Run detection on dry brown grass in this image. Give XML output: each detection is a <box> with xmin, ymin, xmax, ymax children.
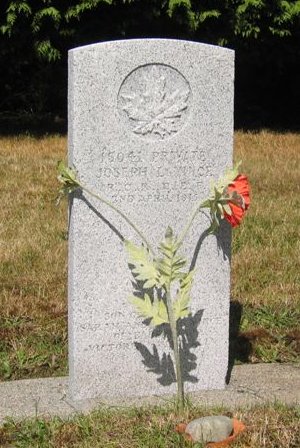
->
<box><xmin>232</xmin><ymin>131</ymin><xmax>300</xmax><ymax>362</ymax></box>
<box><xmin>0</xmin><ymin>136</ymin><xmax>68</xmax><ymax>379</ymax></box>
<box><xmin>0</xmin><ymin>403</ymin><xmax>299</xmax><ymax>447</ymax></box>
<box><xmin>1</xmin><ymin>135</ymin><xmax>67</xmax><ymax>315</ymax></box>
<box><xmin>0</xmin><ymin>131</ymin><xmax>299</xmax><ymax>380</ymax></box>
<box><xmin>234</xmin><ymin>404</ymin><xmax>300</xmax><ymax>448</ymax></box>
<box><xmin>232</xmin><ymin>131</ymin><xmax>300</xmax><ymax>308</ymax></box>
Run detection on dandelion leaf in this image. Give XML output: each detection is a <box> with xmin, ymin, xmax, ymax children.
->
<box><xmin>173</xmin><ymin>270</ymin><xmax>194</xmax><ymax>320</ymax></box>
<box><xmin>129</xmin><ymin>294</ymin><xmax>169</xmax><ymax>326</ymax></box>
<box><xmin>157</xmin><ymin>227</ymin><xmax>187</xmax><ymax>284</ymax></box>
<box><xmin>125</xmin><ymin>240</ymin><xmax>159</xmax><ymax>288</ymax></box>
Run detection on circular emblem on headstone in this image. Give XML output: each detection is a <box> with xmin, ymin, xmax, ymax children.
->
<box><xmin>118</xmin><ymin>64</ymin><xmax>191</xmax><ymax>140</ymax></box>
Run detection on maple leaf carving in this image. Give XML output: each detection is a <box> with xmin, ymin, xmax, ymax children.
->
<box><xmin>121</xmin><ymin>66</ymin><xmax>190</xmax><ymax>139</ymax></box>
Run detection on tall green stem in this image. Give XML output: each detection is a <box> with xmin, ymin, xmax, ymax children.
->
<box><xmin>78</xmin><ymin>183</ymin><xmax>154</xmax><ymax>255</ymax></box>
<box><xmin>178</xmin><ymin>199</ymin><xmax>208</xmax><ymax>246</ymax></box>
<box><xmin>165</xmin><ymin>281</ymin><xmax>184</xmax><ymax>412</ymax></box>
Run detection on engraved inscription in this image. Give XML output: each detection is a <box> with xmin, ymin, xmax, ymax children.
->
<box><xmin>96</xmin><ymin>147</ymin><xmax>214</xmax><ymax>205</ymax></box>
<box><xmin>83</xmin><ymin>342</ymin><xmax>132</xmax><ymax>353</ymax></box>
<box><xmin>79</xmin><ymin>315</ymin><xmax>150</xmax><ymax>354</ymax></box>
<box><xmin>118</xmin><ymin>64</ymin><xmax>191</xmax><ymax>140</ymax></box>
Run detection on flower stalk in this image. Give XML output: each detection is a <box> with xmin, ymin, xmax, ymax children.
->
<box><xmin>165</xmin><ymin>270</ymin><xmax>184</xmax><ymax>412</ymax></box>
<box><xmin>79</xmin><ymin>183</ymin><xmax>154</xmax><ymax>254</ymax></box>
<box><xmin>57</xmin><ymin>161</ymin><xmax>154</xmax><ymax>254</ymax></box>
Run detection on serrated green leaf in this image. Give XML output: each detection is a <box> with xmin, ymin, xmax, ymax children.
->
<box><xmin>129</xmin><ymin>293</ymin><xmax>152</xmax><ymax>316</ymax></box>
<box><xmin>152</xmin><ymin>299</ymin><xmax>169</xmax><ymax>326</ymax></box>
<box><xmin>128</xmin><ymin>294</ymin><xmax>169</xmax><ymax>326</ymax></box>
<box><xmin>173</xmin><ymin>270</ymin><xmax>194</xmax><ymax>320</ymax></box>
<box><xmin>180</xmin><ymin>270</ymin><xmax>194</xmax><ymax>291</ymax></box>
<box><xmin>173</xmin><ymin>256</ymin><xmax>186</xmax><ymax>268</ymax></box>
<box><xmin>125</xmin><ymin>240</ymin><xmax>160</xmax><ymax>288</ymax></box>
<box><xmin>57</xmin><ymin>161</ymin><xmax>80</xmax><ymax>188</ymax></box>
<box><xmin>173</xmin><ymin>290</ymin><xmax>190</xmax><ymax>320</ymax></box>
<box><xmin>157</xmin><ymin>228</ymin><xmax>187</xmax><ymax>283</ymax></box>
<box><xmin>56</xmin><ymin>161</ymin><xmax>81</xmax><ymax>205</ymax></box>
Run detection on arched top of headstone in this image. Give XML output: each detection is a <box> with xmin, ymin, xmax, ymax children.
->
<box><xmin>69</xmin><ymin>38</ymin><xmax>234</xmax><ymax>57</ymax></box>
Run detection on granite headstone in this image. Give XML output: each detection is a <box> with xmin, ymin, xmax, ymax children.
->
<box><xmin>68</xmin><ymin>39</ymin><xmax>234</xmax><ymax>400</ymax></box>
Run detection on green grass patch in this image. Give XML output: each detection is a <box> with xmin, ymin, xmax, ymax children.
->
<box><xmin>0</xmin><ymin>403</ymin><xmax>299</xmax><ymax>448</ymax></box>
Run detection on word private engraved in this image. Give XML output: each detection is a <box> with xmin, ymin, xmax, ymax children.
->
<box><xmin>118</xmin><ymin>64</ymin><xmax>191</xmax><ymax>140</ymax></box>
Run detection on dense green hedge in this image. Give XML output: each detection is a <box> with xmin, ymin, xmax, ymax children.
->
<box><xmin>1</xmin><ymin>0</ymin><xmax>300</xmax><ymax>132</ymax></box>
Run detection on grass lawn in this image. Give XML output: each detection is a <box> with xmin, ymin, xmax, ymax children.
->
<box><xmin>0</xmin><ymin>403</ymin><xmax>299</xmax><ymax>447</ymax></box>
<box><xmin>0</xmin><ymin>131</ymin><xmax>299</xmax><ymax>381</ymax></box>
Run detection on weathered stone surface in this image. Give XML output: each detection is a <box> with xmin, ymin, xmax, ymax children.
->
<box><xmin>68</xmin><ymin>39</ymin><xmax>234</xmax><ymax>400</ymax></box>
<box><xmin>186</xmin><ymin>416</ymin><xmax>233</xmax><ymax>443</ymax></box>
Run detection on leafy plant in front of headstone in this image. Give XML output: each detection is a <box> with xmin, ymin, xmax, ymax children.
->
<box><xmin>125</xmin><ymin>227</ymin><xmax>194</xmax><ymax>409</ymax></box>
<box><xmin>57</xmin><ymin>161</ymin><xmax>250</xmax><ymax>412</ymax></box>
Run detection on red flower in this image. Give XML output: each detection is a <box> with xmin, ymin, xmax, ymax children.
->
<box><xmin>224</xmin><ymin>175</ymin><xmax>250</xmax><ymax>227</ymax></box>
